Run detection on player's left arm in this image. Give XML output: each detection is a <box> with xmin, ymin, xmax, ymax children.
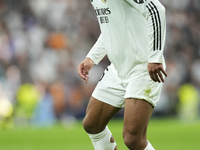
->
<box><xmin>145</xmin><ymin>0</ymin><xmax>167</xmax><ymax>83</ymax></box>
<box><xmin>123</xmin><ymin>0</ymin><xmax>167</xmax><ymax>82</ymax></box>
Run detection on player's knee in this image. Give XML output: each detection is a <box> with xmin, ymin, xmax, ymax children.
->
<box><xmin>123</xmin><ymin>133</ymin><xmax>138</xmax><ymax>150</ymax></box>
<box><xmin>82</xmin><ymin>117</ymin><xmax>92</xmax><ymax>133</ymax></box>
<box><xmin>123</xmin><ymin>130</ymin><xmax>145</xmax><ymax>150</ymax></box>
<box><xmin>82</xmin><ymin>117</ymin><xmax>104</xmax><ymax>134</ymax></box>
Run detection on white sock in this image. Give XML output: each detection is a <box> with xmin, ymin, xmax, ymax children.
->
<box><xmin>88</xmin><ymin>126</ymin><xmax>117</xmax><ymax>150</ymax></box>
<box><xmin>144</xmin><ymin>141</ymin><xmax>155</xmax><ymax>150</ymax></box>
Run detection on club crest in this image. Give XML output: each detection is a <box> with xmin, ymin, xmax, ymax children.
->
<box><xmin>102</xmin><ymin>0</ymin><xmax>107</xmax><ymax>3</ymax></box>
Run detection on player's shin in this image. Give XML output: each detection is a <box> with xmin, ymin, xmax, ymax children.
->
<box><xmin>88</xmin><ymin>126</ymin><xmax>117</xmax><ymax>150</ymax></box>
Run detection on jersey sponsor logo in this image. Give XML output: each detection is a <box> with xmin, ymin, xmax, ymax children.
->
<box><xmin>146</xmin><ymin>1</ymin><xmax>162</xmax><ymax>50</ymax></box>
<box><xmin>100</xmin><ymin>16</ymin><xmax>109</xmax><ymax>23</ymax></box>
<box><xmin>94</xmin><ymin>7</ymin><xmax>111</xmax><ymax>16</ymax></box>
<box><xmin>94</xmin><ymin>7</ymin><xmax>111</xmax><ymax>24</ymax></box>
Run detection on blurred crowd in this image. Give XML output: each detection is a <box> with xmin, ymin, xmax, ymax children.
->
<box><xmin>0</xmin><ymin>0</ymin><xmax>199</xmax><ymax>128</ymax></box>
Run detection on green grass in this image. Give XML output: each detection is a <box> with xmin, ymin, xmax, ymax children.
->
<box><xmin>147</xmin><ymin>119</ymin><xmax>200</xmax><ymax>150</ymax></box>
<box><xmin>0</xmin><ymin>118</ymin><xmax>200</xmax><ymax>150</ymax></box>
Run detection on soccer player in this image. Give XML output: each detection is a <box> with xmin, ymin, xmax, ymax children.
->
<box><xmin>78</xmin><ymin>0</ymin><xmax>167</xmax><ymax>149</ymax></box>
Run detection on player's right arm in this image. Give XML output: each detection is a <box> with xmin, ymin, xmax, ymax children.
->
<box><xmin>78</xmin><ymin>33</ymin><xmax>107</xmax><ymax>83</ymax></box>
<box><xmin>78</xmin><ymin>57</ymin><xmax>94</xmax><ymax>83</ymax></box>
<box><xmin>86</xmin><ymin>33</ymin><xmax>107</xmax><ymax>65</ymax></box>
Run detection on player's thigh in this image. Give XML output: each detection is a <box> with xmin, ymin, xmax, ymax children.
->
<box><xmin>83</xmin><ymin>96</ymin><xmax>121</xmax><ymax>134</ymax></box>
<box><xmin>92</xmin><ymin>68</ymin><xmax>126</xmax><ymax>108</ymax></box>
<box><xmin>123</xmin><ymin>99</ymin><xmax>154</xmax><ymax>136</ymax></box>
<box><xmin>83</xmin><ymin>68</ymin><xmax>125</xmax><ymax>133</ymax></box>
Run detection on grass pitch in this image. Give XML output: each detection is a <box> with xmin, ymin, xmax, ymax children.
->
<box><xmin>0</xmin><ymin>118</ymin><xmax>200</xmax><ymax>150</ymax></box>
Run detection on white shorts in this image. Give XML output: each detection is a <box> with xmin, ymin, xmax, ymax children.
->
<box><xmin>92</xmin><ymin>68</ymin><xmax>164</xmax><ymax>108</ymax></box>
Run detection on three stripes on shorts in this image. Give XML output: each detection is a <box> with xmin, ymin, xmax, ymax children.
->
<box><xmin>146</xmin><ymin>1</ymin><xmax>162</xmax><ymax>51</ymax></box>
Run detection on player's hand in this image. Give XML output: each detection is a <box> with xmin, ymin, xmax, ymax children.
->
<box><xmin>148</xmin><ymin>63</ymin><xmax>167</xmax><ymax>83</ymax></box>
<box><xmin>77</xmin><ymin>57</ymin><xmax>94</xmax><ymax>83</ymax></box>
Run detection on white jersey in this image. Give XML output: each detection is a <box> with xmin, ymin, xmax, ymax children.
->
<box><xmin>86</xmin><ymin>0</ymin><xmax>166</xmax><ymax>83</ymax></box>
